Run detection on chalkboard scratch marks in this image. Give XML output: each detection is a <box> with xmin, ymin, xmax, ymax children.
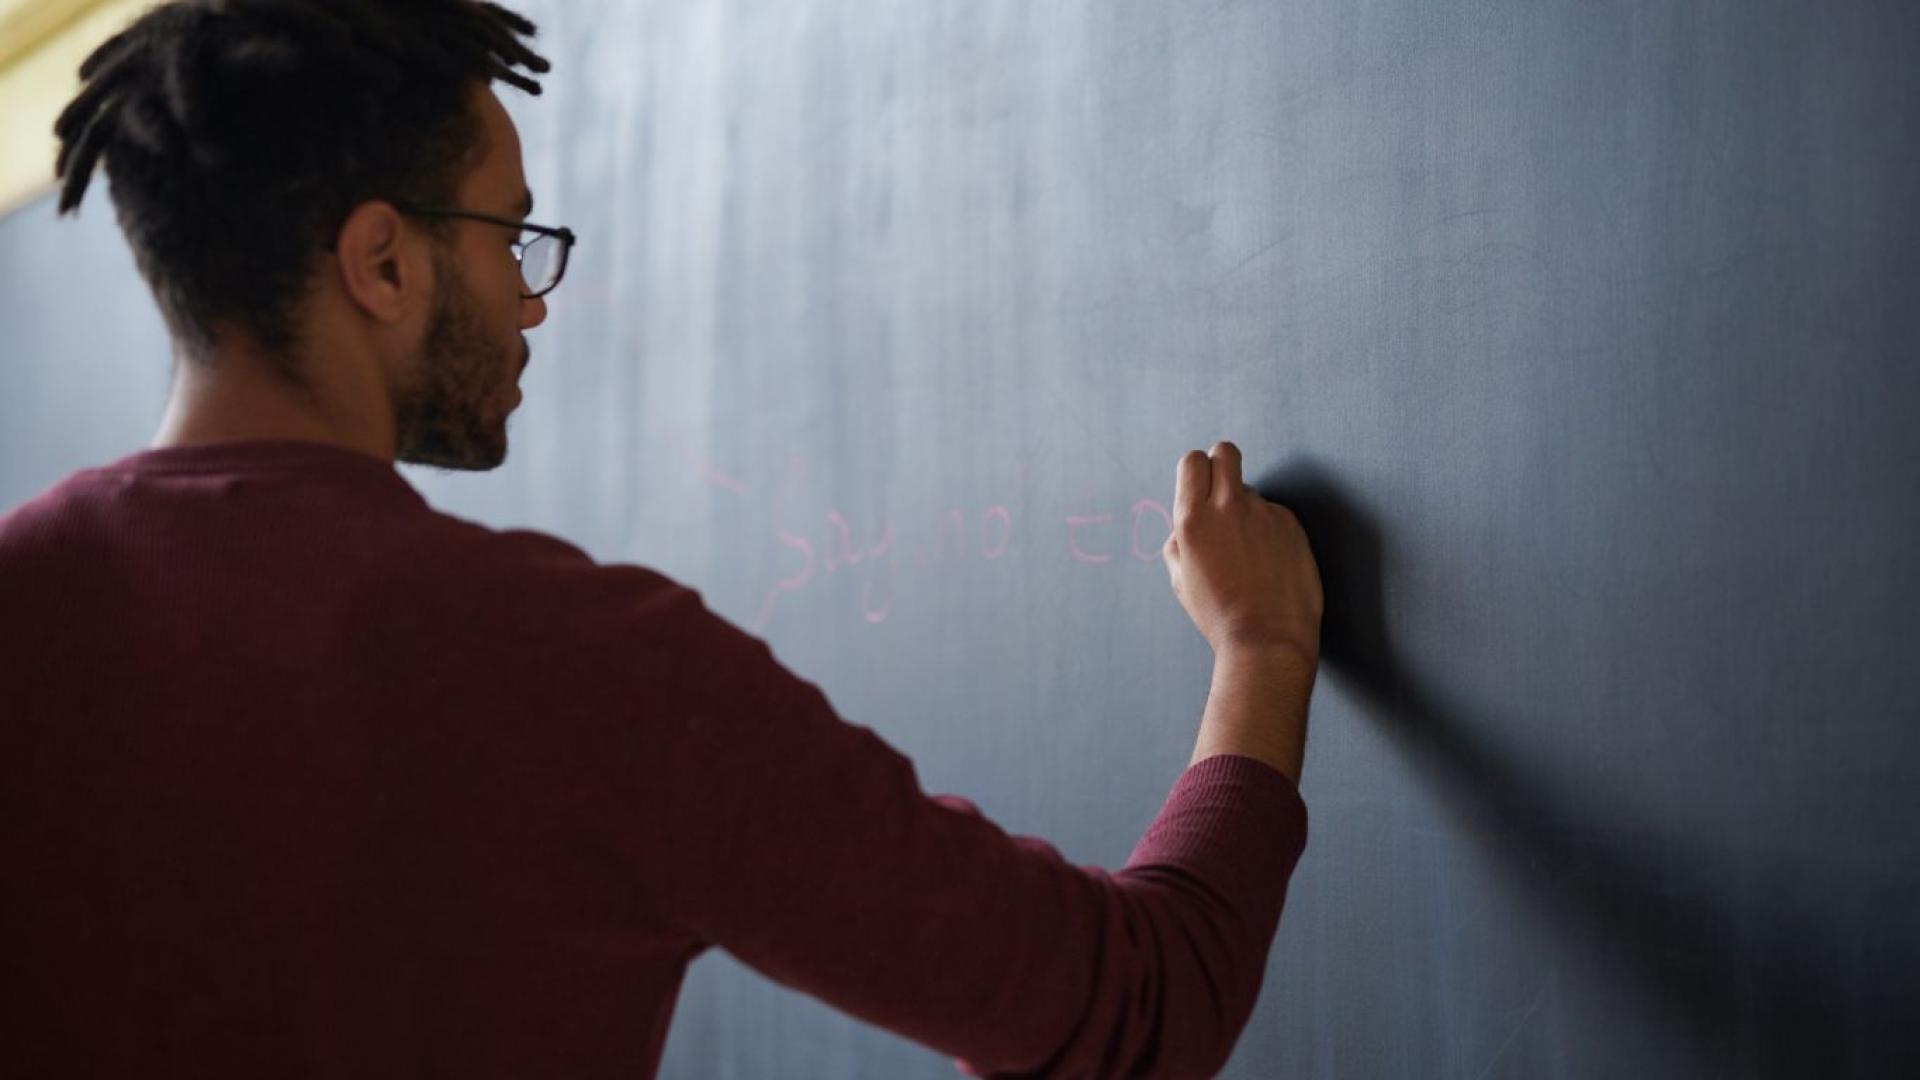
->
<box><xmin>1688</xmin><ymin>246</ymin><xmax>1775</xmax><ymax>282</ymax></box>
<box><xmin>1213</xmin><ymin>231</ymin><xmax>1294</xmax><ymax>287</ymax></box>
<box><xmin>1471</xmin><ymin>981</ymin><xmax>1549</xmax><ymax>1080</ymax></box>
<box><xmin>1444</xmin><ymin>883</ymin><xmax>1490</xmax><ymax>937</ymax></box>
<box><xmin>1037</xmin><ymin>382</ymin><xmax>1153</xmax><ymax>495</ymax></box>
<box><xmin>1435</xmin><ymin>207</ymin><xmax>1502</xmax><ymax>227</ymax></box>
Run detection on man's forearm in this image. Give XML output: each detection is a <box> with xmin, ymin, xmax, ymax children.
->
<box><xmin>1188</xmin><ymin>644</ymin><xmax>1316</xmax><ymax>785</ymax></box>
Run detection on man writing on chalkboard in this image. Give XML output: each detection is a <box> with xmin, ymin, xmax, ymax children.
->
<box><xmin>0</xmin><ymin>2</ymin><xmax>1325</xmax><ymax>1077</ymax></box>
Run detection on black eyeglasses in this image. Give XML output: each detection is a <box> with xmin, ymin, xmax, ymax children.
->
<box><xmin>392</xmin><ymin>202</ymin><xmax>577</xmax><ymax>299</ymax></box>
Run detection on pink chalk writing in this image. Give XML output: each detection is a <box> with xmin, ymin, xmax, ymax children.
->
<box><xmin>858</xmin><ymin>531</ymin><xmax>896</xmax><ymax>624</ymax></box>
<box><xmin>682</xmin><ymin>448</ymin><xmax>1175</xmax><ymax>631</ymax></box>
<box><xmin>665</xmin><ymin>424</ymin><xmax>750</xmax><ymax>495</ymax></box>
<box><xmin>1065</xmin><ymin>511</ymin><xmax>1116</xmax><ymax>563</ymax></box>
<box><xmin>981</xmin><ymin>507</ymin><xmax>1013</xmax><ymax>560</ymax></box>
<box><xmin>1130</xmin><ymin>499</ymin><xmax>1173</xmax><ymax>562</ymax></box>
<box><xmin>823</xmin><ymin>511</ymin><xmax>894</xmax><ymax>572</ymax></box>
<box><xmin>750</xmin><ymin>455</ymin><xmax>815</xmax><ymax>631</ymax></box>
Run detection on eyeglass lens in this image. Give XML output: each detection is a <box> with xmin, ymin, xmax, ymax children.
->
<box><xmin>519</xmin><ymin>233</ymin><xmax>563</xmax><ymax>296</ymax></box>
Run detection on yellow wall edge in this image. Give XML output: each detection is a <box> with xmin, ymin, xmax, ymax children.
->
<box><xmin>0</xmin><ymin>0</ymin><xmax>107</xmax><ymax>69</ymax></box>
<box><xmin>0</xmin><ymin>0</ymin><xmax>161</xmax><ymax>220</ymax></box>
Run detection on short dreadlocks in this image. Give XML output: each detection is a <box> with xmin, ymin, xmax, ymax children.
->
<box><xmin>52</xmin><ymin>0</ymin><xmax>550</xmax><ymax>380</ymax></box>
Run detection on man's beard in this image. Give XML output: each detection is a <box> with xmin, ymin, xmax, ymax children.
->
<box><xmin>392</xmin><ymin>251</ymin><xmax>521</xmax><ymax>471</ymax></box>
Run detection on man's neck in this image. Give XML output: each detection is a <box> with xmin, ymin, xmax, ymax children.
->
<box><xmin>151</xmin><ymin>350</ymin><xmax>396</xmax><ymax>463</ymax></box>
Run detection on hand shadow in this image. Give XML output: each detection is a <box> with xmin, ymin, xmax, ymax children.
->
<box><xmin>1252</xmin><ymin>457</ymin><xmax>1917</xmax><ymax>1078</ymax></box>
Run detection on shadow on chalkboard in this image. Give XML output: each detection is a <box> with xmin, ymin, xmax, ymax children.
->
<box><xmin>1255</xmin><ymin>460</ymin><xmax>1917</xmax><ymax>1078</ymax></box>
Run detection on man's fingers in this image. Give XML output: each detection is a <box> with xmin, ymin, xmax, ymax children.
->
<box><xmin>1175</xmin><ymin>449</ymin><xmax>1211</xmax><ymax>520</ymax></box>
<box><xmin>1210</xmin><ymin>441</ymin><xmax>1243</xmax><ymax>504</ymax></box>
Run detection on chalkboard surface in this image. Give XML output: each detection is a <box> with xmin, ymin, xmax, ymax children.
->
<box><xmin>4</xmin><ymin>2</ymin><xmax>1917</xmax><ymax>1076</ymax></box>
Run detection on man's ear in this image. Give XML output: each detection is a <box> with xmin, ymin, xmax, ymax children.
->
<box><xmin>332</xmin><ymin>201</ymin><xmax>429</xmax><ymax>325</ymax></box>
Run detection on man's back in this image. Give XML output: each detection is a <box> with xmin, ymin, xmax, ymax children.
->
<box><xmin>1</xmin><ymin>440</ymin><xmax>714</xmax><ymax>1075</ymax></box>
<box><xmin>1</xmin><ymin>439</ymin><xmax>1310</xmax><ymax>1078</ymax></box>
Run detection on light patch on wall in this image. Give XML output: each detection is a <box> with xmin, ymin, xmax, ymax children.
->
<box><xmin>0</xmin><ymin>0</ymin><xmax>160</xmax><ymax>218</ymax></box>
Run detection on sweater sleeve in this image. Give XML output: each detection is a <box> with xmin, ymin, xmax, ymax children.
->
<box><xmin>633</xmin><ymin>588</ymin><xmax>1309</xmax><ymax>1079</ymax></box>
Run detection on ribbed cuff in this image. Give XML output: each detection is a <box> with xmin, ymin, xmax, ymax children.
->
<box><xmin>1122</xmin><ymin>754</ymin><xmax>1309</xmax><ymax>907</ymax></box>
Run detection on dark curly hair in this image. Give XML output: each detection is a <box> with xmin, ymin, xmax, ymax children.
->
<box><xmin>52</xmin><ymin>0</ymin><xmax>550</xmax><ymax>382</ymax></box>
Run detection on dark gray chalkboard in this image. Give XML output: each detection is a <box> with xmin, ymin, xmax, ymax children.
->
<box><xmin>4</xmin><ymin>2</ymin><xmax>1917</xmax><ymax>1076</ymax></box>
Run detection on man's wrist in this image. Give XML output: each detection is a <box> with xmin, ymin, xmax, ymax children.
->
<box><xmin>1189</xmin><ymin>645</ymin><xmax>1315</xmax><ymax>784</ymax></box>
<box><xmin>1214</xmin><ymin>636</ymin><xmax>1318</xmax><ymax>675</ymax></box>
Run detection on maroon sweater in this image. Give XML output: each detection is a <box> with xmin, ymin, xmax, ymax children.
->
<box><xmin>0</xmin><ymin>440</ymin><xmax>1307</xmax><ymax>1079</ymax></box>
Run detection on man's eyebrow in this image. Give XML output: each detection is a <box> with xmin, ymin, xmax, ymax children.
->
<box><xmin>515</xmin><ymin>189</ymin><xmax>534</xmax><ymax>218</ymax></box>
